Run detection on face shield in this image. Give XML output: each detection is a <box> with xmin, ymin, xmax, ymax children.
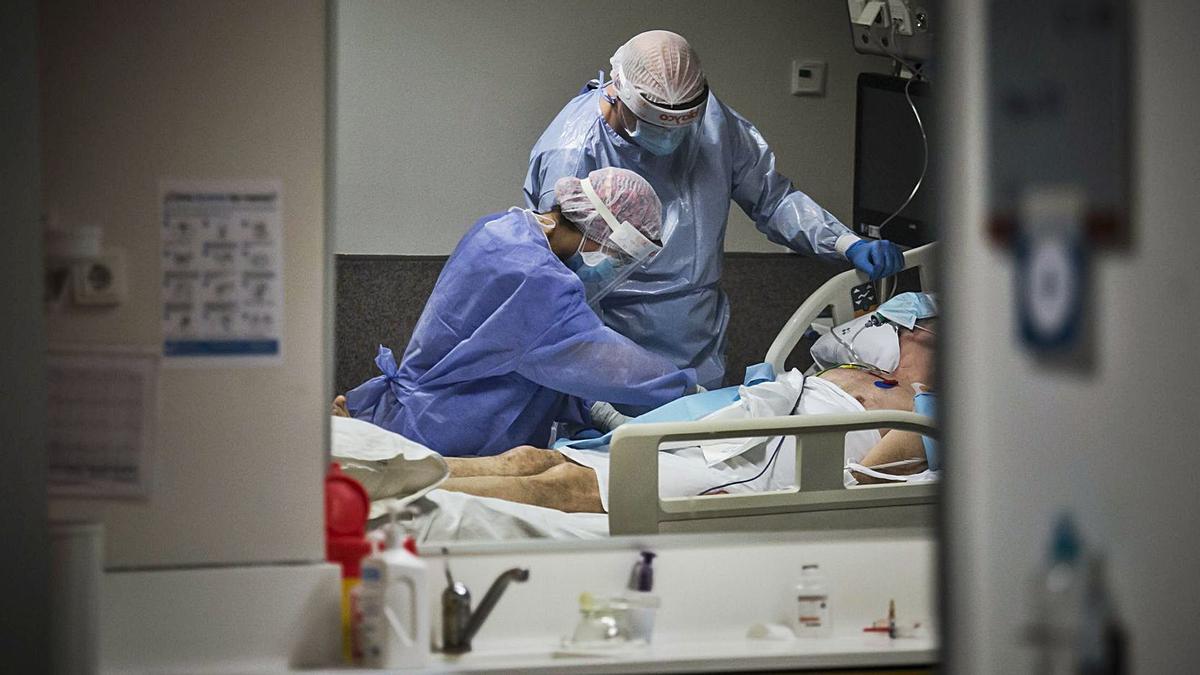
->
<box><xmin>570</xmin><ymin>176</ymin><xmax>662</xmax><ymax>309</ymax></box>
<box><xmin>610</xmin><ymin>64</ymin><xmax>707</xmax><ymax>156</ymax></box>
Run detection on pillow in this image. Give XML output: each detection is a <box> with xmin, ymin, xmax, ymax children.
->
<box><xmin>809</xmin><ymin>313</ymin><xmax>900</xmax><ymax>372</ymax></box>
<box><xmin>331</xmin><ymin>416</ymin><xmax>449</xmax><ymax>517</ymax></box>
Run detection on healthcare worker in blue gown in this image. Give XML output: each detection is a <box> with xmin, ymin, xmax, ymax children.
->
<box><xmin>525</xmin><ymin>30</ymin><xmax>906</xmax><ymax>388</ymax></box>
<box><xmin>344</xmin><ymin>167</ymin><xmax>699</xmax><ymax>457</ymax></box>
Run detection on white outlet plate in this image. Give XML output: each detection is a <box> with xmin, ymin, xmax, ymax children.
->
<box><xmin>71</xmin><ymin>249</ymin><xmax>126</xmax><ymax>306</ymax></box>
<box><xmin>791</xmin><ymin>59</ymin><xmax>826</xmax><ymax>96</ymax></box>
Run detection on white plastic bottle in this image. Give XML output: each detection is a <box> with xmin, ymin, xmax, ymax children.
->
<box><xmin>1032</xmin><ymin>517</ymin><xmax>1086</xmax><ymax>675</ymax></box>
<box><xmin>622</xmin><ymin>551</ymin><xmax>661</xmax><ymax>643</ymax></box>
<box><xmin>793</xmin><ymin>564</ymin><xmax>831</xmax><ymax>637</ymax></box>
<box><xmin>354</xmin><ymin>508</ymin><xmax>430</xmax><ymax>668</ymax></box>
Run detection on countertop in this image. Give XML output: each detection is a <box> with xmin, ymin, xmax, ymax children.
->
<box><xmin>311</xmin><ymin>634</ymin><xmax>936</xmax><ymax>674</ymax></box>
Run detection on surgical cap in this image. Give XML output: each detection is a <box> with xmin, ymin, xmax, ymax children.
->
<box><xmin>555</xmin><ymin>167</ymin><xmax>663</xmax><ymax>243</ymax></box>
<box><xmin>610</xmin><ymin>30</ymin><xmax>707</xmax><ymax>118</ymax></box>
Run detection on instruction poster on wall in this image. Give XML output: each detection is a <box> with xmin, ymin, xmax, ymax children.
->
<box><xmin>160</xmin><ymin>179</ymin><xmax>284</xmax><ymax>366</ymax></box>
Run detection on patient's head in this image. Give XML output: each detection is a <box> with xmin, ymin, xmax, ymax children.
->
<box><xmin>908</xmin><ymin>317</ymin><xmax>937</xmax><ymax>347</ymax></box>
<box><xmin>896</xmin><ymin>318</ymin><xmax>937</xmax><ymax>383</ymax></box>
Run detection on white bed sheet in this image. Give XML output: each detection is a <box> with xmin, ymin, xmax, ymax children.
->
<box><xmin>408</xmin><ymin>489</ymin><xmax>609</xmax><ymax>542</ymax></box>
<box><xmin>558</xmin><ymin>370</ymin><xmax>892</xmax><ymax>511</ymax></box>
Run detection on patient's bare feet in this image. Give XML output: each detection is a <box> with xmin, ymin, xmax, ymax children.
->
<box><xmin>332</xmin><ymin>395</ymin><xmax>350</xmax><ymax>417</ymax></box>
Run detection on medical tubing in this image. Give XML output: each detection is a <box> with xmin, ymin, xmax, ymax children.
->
<box><xmin>860</xmin><ymin>457</ymin><xmax>924</xmax><ymax>471</ymax></box>
<box><xmin>696</xmin><ymin>376</ymin><xmax>806</xmax><ymax>496</ymax></box>
<box><xmin>876</xmin><ymin>74</ymin><xmax>927</xmax><ymax>233</ymax></box>
<box><xmin>844</xmin><ymin>320</ymin><xmax>875</xmax><ymax>367</ymax></box>
<box><xmin>881</xmin><ymin>19</ymin><xmax>924</xmax><ymax>79</ymax></box>
<box><xmin>876</xmin><ymin>22</ymin><xmax>928</xmax><ymax>237</ymax></box>
<box><xmin>867</xmin><ymin>23</ymin><xmax>926</xmax><ymax>304</ymax></box>
<box><xmin>829</xmin><ymin>320</ymin><xmax>893</xmax><ymax>373</ymax></box>
<box><xmin>874</xmin><ymin>71</ymin><xmax>924</xmax><ymax>304</ymax></box>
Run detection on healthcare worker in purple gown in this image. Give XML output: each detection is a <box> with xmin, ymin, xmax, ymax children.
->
<box><xmin>344</xmin><ymin>167</ymin><xmax>699</xmax><ymax>457</ymax></box>
<box><xmin>525</xmin><ymin>30</ymin><xmax>906</xmax><ymax>388</ymax></box>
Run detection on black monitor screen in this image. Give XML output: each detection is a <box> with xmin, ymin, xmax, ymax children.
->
<box><xmin>853</xmin><ymin>73</ymin><xmax>933</xmax><ymax>247</ymax></box>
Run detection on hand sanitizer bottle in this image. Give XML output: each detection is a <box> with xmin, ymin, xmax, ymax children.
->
<box><xmin>793</xmin><ymin>564</ymin><xmax>831</xmax><ymax>637</ymax></box>
<box><xmin>623</xmin><ymin>551</ymin><xmax>661</xmax><ymax>643</ymax></box>
<box><xmin>354</xmin><ymin>505</ymin><xmax>430</xmax><ymax>668</ymax></box>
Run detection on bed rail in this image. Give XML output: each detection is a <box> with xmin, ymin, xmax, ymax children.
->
<box><xmin>764</xmin><ymin>242</ymin><xmax>937</xmax><ymax>373</ymax></box>
<box><xmin>607</xmin><ymin>411</ymin><xmax>937</xmax><ymax>535</ymax></box>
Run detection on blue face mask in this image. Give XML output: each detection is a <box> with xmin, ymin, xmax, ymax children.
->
<box><xmin>604</xmin><ymin>85</ymin><xmax>691</xmax><ymax>156</ymax></box>
<box><xmin>875</xmin><ymin>292</ymin><xmax>938</xmax><ymax>329</ymax></box>
<box><xmin>628</xmin><ymin>120</ymin><xmax>689</xmax><ymax>156</ymax></box>
<box><xmin>569</xmin><ymin>254</ymin><xmax>616</xmax><ymax>284</ymax></box>
<box><xmin>566</xmin><ymin>253</ymin><xmax>625</xmax><ymax>308</ymax></box>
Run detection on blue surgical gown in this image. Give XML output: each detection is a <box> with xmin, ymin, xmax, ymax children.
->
<box><xmin>525</xmin><ymin>87</ymin><xmax>856</xmax><ymax>387</ymax></box>
<box><xmin>344</xmin><ymin>208</ymin><xmax>697</xmax><ymax>457</ymax></box>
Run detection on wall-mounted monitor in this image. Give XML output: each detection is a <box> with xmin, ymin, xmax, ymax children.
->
<box><xmin>853</xmin><ymin>72</ymin><xmax>934</xmax><ymax>247</ymax></box>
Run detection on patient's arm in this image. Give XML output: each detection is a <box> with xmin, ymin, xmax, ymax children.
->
<box><xmin>851</xmin><ymin>430</ymin><xmax>927</xmax><ymax>485</ymax></box>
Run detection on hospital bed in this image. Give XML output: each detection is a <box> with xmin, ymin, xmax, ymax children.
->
<box><xmin>606</xmin><ymin>243</ymin><xmax>938</xmax><ymax>535</ymax></box>
<box><xmin>355</xmin><ymin>244</ymin><xmax>938</xmax><ymax>541</ymax></box>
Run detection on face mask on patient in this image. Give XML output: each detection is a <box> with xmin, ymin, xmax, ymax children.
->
<box><xmin>875</xmin><ymin>292</ymin><xmax>938</xmax><ymax>330</ymax></box>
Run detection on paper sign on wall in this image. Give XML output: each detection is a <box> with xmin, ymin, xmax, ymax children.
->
<box><xmin>48</xmin><ymin>345</ymin><xmax>158</xmax><ymax>499</ymax></box>
<box><xmin>160</xmin><ymin>179</ymin><xmax>284</xmax><ymax>366</ymax></box>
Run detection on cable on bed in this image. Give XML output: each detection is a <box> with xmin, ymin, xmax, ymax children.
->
<box><xmin>696</xmin><ymin>374</ymin><xmax>807</xmax><ymax>496</ymax></box>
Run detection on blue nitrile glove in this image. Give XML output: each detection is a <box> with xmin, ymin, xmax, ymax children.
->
<box><xmin>912</xmin><ymin>384</ymin><xmax>938</xmax><ymax>471</ymax></box>
<box><xmin>846</xmin><ymin>239</ymin><xmax>905</xmax><ymax>280</ymax></box>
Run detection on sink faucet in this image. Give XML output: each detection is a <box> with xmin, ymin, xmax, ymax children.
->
<box><xmin>441</xmin><ymin>560</ymin><xmax>530</xmax><ymax>654</ymax></box>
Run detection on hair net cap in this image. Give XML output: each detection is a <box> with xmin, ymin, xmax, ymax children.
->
<box><xmin>555</xmin><ymin>167</ymin><xmax>663</xmax><ymax>243</ymax></box>
<box><xmin>610</xmin><ymin>30</ymin><xmax>708</xmax><ymax>127</ymax></box>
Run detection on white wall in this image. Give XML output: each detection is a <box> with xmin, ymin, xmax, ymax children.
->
<box><xmin>42</xmin><ymin>0</ymin><xmax>328</xmax><ymax>568</ymax></box>
<box><xmin>942</xmin><ymin>1</ymin><xmax>1200</xmax><ymax>672</ymax></box>
<box><xmin>334</xmin><ymin>0</ymin><xmax>890</xmax><ymax>255</ymax></box>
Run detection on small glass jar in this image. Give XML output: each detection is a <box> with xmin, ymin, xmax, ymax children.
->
<box><xmin>569</xmin><ymin>594</ymin><xmax>632</xmax><ymax>644</ymax></box>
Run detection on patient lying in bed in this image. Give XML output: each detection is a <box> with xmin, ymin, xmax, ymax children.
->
<box><xmin>334</xmin><ymin>318</ymin><xmax>936</xmax><ymax>514</ymax></box>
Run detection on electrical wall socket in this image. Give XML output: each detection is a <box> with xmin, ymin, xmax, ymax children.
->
<box><xmin>71</xmin><ymin>249</ymin><xmax>126</xmax><ymax>306</ymax></box>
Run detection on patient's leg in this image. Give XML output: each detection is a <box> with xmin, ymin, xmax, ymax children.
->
<box><xmin>439</xmin><ymin>461</ymin><xmax>603</xmax><ymax>513</ymax></box>
<box><xmin>445</xmin><ymin>445</ymin><xmax>566</xmax><ymax>478</ymax></box>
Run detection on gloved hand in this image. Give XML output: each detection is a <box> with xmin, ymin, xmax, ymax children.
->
<box><xmin>846</xmin><ymin>239</ymin><xmax>905</xmax><ymax>280</ymax></box>
<box><xmin>689</xmin><ymin>383</ymin><xmax>707</xmax><ymax>395</ymax></box>
<box><xmin>910</xmin><ymin>383</ymin><xmax>939</xmax><ymax>471</ymax></box>
<box><xmin>589</xmin><ymin>401</ymin><xmax>631</xmax><ymax>433</ymax></box>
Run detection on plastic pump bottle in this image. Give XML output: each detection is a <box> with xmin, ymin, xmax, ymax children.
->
<box><xmin>1032</xmin><ymin>516</ymin><xmax>1089</xmax><ymax>675</ymax></box>
<box><xmin>353</xmin><ymin>506</ymin><xmax>430</xmax><ymax>668</ymax></box>
<box><xmin>623</xmin><ymin>551</ymin><xmax>661</xmax><ymax>642</ymax></box>
<box><xmin>793</xmin><ymin>564</ymin><xmax>831</xmax><ymax>637</ymax></box>
<box><xmin>1032</xmin><ymin>516</ymin><xmax>1126</xmax><ymax>675</ymax></box>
